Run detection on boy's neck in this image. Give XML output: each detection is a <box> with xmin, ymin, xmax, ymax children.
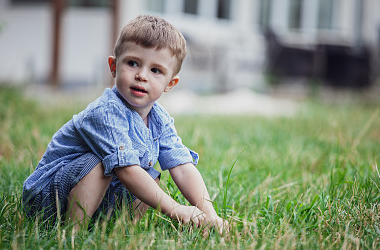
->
<box><xmin>143</xmin><ymin>116</ymin><xmax>148</xmax><ymax>127</ymax></box>
<box><xmin>132</xmin><ymin>105</ymin><xmax>151</xmax><ymax>127</ymax></box>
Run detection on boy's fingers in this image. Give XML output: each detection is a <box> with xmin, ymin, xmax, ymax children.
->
<box><xmin>191</xmin><ymin>208</ymin><xmax>206</xmax><ymax>227</ymax></box>
<box><xmin>219</xmin><ymin>221</ymin><xmax>227</xmax><ymax>235</ymax></box>
<box><xmin>221</xmin><ymin>220</ymin><xmax>230</xmax><ymax>234</ymax></box>
<box><xmin>200</xmin><ymin>217</ymin><xmax>228</xmax><ymax>236</ymax></box>
<box><xmin>203</xmin><ymin>226</ymin><xmax>210</xmax><ymax>238</ymax></box>
<box><xmin>194</xmin><ymin>212</ymin><xmax>206</xmax><ymax>227</ymax></box>
<box><xmin>199</xmin><ymin>212</ymin><xmax>206</xmax><ymax>223</ymax></box>
<box><xmin>213</xmin><ymin>219</ymin><xmax>229</xmax><ymax>235</ymax></box>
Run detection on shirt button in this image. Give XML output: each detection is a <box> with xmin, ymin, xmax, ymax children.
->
<box><xmin>119</xmin><ymin>146</ymin><xmax>124</xmax><ymax>150</ymax></box>
<box><xmin>148</xmin><ymin>161</ymin><xmax>153</xmax><ymax>166</ymax></box>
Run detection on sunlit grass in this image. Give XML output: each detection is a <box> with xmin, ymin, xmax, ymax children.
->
<box><xmin>1</xmin><ymin>85</ymin><xmax>380</xmax><ymax>249</ymax></box>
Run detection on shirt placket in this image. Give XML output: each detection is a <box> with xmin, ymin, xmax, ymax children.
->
<box><xmin>146</xmin><ymin>129</ymin><xmax>154</xmax><ymax>167</ymax></box>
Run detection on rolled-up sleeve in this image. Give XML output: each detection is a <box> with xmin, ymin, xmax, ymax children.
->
<box><xmin>73</xmin><ymin>104</ymin><xmax>140</xmax><ymax>176</ymax></box>
<box><xmin>158</xmin><ymin>118</ymin><xmax>199</xmax><ymax>171</ymax></box>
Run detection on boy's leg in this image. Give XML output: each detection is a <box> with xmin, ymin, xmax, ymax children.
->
<box><xmin>66</xmin><ymin>162</ymin><xmax>112</xmax><ymax>229</ymax></box>
<box><xmin>131</xmin><ymin>177</ymin><xmax>160</xmax><ymax>223</ymax></box>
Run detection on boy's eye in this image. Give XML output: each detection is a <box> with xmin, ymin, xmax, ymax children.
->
<box><xmin>151</xmin><ymin>68</ymin><xmax>162</xmax><ymax>74</ymax></box>
<box><xmin>127</xmin><ymin>60</ymin><xmax>138</xmax><ymax>67</ymax></box>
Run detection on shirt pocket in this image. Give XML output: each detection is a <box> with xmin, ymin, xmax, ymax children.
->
<box><xmin>132</xmin><ymin>142</ymin><xmax>153</xmax><ymax>170</ymax></box>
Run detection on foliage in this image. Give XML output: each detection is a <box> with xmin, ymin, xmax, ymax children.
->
<box><xmin>1</xmin><ymin>86</ymin><xmax>380</xmax><ymax>249</ymax></box>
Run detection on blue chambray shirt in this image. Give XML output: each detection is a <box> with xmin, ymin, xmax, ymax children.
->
<box><xmin>23</xmin><ymin>87</ymin><xmax>199</xmax><ymax>197</ymax></box>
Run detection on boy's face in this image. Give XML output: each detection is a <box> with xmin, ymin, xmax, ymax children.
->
<box><xmin>108</xmin><ymin>42</ymin><xmax>179</xmax><ymax>116</ymax></box>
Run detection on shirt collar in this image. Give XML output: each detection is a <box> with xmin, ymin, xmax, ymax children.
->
<box><xmin>112</xmin><ymin>86</ymin><xmax>166</xmax><ymax>137</ymax></box>
<box><xmin>112</xmin><ymin>86</ymin><xmax>130</xmax><ymax>108</ymax></box>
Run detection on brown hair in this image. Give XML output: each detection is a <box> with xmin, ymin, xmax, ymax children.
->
<box><xmin>114</xmin><ymin>15</ymin><xmax>187</xmax><ymax>75</ymax></box>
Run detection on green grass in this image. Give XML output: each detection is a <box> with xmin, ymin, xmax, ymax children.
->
<box><xmin>1</xmin><ymin>85</ymin><xmax>380</xmax><ymax>249</ymax></box>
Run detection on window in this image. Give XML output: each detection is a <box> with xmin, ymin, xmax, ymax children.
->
<box><xmin>12</xmin><ymin>0</ymin><xmax>50</xmax><ymax>5</ymax></box>
<box><xmin>68</xmin><ymin>0</ymin><xmax>108</xmax><ymax>7</ymax></box>
<box><xmin>146</xmin><ymin>0</ymin><xmax>166</xmax><ymax>13</ymax></box>
<box><xmin>258</xmin><ymin>0</ymin><xmax>272</xmax><ymax>31</ymax></box>
<box><xmin>184</xmin><ymin>0</ymin><xmax>198</xmax><ymax>15</ymax></box>
<box><xmin>12</xmin><ymin>0</ymin><xmax>108</xmax><ymax>7</ymax></box>
<box><xmin>288</xmin><ymin>0</ymin><xmax>303</xmax><ymax>29</ymax></box>
<box><xmin>217</xmin><ymin>0</ymin><xmax>231</xmax><ymax>19</ymax></box>
<box><xmin>318</xmin><ymin>0</ymin><xmax>334</xmax><ymax>29</ymax></box>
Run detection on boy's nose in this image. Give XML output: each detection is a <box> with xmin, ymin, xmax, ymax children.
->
<box><xmin>135</xmin><ymin>69</ymin><xmax>148</xmax><ymax>82</ymax></box>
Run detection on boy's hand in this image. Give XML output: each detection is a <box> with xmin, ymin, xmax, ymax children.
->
<box><xmin>170</xmin><ymin>205</ymin><xmax>206</xmax><ymax>227</ymax></box>
<box><xmin>204</xmin><ymin>214</ymin><xmax>229</xmax><ymax>236</ymax></box>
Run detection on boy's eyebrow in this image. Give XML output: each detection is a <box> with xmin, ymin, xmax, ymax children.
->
<box><xmin>151</xmin><ymin>62</ymin><xmax>168</xmax><ymax>72</ymax></box>
<box><xmin>121</xmin><ymin>55</ymin><xmax>139</xmax><ymax>62</ymax></box>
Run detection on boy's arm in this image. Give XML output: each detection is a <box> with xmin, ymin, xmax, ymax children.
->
<box><xmin>169</xmin><ymin>163</ymin><xmax>228</xmax><ymax>233</ymax></box>
<box><xmin>114</xmin><ymin>165</ymin><xmax>205</xmax><ymax>225</ymax></box>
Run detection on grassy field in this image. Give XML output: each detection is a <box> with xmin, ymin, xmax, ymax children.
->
<box><xmin>1</xmin><ymin>85</ymin><xmax>380</xmax><ymax>249</ymax></box>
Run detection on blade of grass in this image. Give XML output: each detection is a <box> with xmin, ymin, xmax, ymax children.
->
<box><xmin>352</xmin><ymin>108</ymin><xmax>379</xmax><ymax>151</ymax></box>
<box><xmin>223</xmin><ymin>147</ymin><xmax>246</xmax><ymax>216</ymax></box>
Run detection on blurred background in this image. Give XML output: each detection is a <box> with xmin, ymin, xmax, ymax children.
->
<box><xmin>0</xmin><ymin>0</ymin><xmax>379</xmax><ymax>109</ymax></box>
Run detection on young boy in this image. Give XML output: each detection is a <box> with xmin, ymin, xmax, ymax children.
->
<box><xmin>23</xmin><ymin>15</ymin><xmax>227</xmax><ymax>234</ymax></box>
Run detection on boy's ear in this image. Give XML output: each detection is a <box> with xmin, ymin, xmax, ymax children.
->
<box><xmin>165</xmin><ymin>76</ymin><xmax>179</xmax><ymax>92</ymax></box>
<box><xmin>108</xmin><ymin>56</ymin><xmax>116</xmax><ymax>77</ymax></box>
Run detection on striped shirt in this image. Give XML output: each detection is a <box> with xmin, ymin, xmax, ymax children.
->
<box><xmin>23</xmin><ymin>87</ymin><xmax>198</xmax><ymax>197</ymax></box>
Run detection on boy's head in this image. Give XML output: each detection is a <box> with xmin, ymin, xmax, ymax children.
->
<box><xmin>114</xmin><ymin>15</ymin><xmax>187</xmax><ymax>75</ymax></box>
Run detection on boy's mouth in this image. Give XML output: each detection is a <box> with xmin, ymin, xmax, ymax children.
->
<box><xmin>130</xmin><ymin>85</ymin><xmax>148</xmax><ymax>97</ymax></box>
<box><xmin>131</xmin><ymin>86</ymin><xmax>148</xmax><ymax>94</ymax></box>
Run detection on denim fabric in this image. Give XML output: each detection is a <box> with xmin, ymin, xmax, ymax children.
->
<box><xmin>23</xmin><ymin>87</ymin><xmax>198</xmax><ymax>208</ymax></box>
<box><xmin>23</xmin><ymin>153</ymin><xmax>101</xmax><ymax>221</ymax></box>
<box><xmin>23</xmin><ymin>152</ymin><xmax>161</xmax><ymax>222</ymax></box>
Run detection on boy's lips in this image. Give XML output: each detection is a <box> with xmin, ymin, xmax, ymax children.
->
<box><xmin>130</xmin><ymin>85</ymin><xmax>148</xmax><ymax>97</ymax></box>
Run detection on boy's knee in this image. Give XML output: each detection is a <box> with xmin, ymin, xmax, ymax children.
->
<box><xmin>69</xmin><ymin>162</ymin><xmax>112</xmax><ymax>200</ymax></box>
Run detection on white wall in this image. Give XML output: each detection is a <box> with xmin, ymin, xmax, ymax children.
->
<box><xmin>0</xmin><ymin>5</ymin><xmax>51</xmax><ymax>83</ymax></box>
<box><xmin>0</xmin><ymin>3</ymin><xmax>111</xmax><ymax>87</ymax></box>
<box><xmin>61</xmin><ymin>8</ymin><xmax>110</xmax><ymax>86</ymax></box>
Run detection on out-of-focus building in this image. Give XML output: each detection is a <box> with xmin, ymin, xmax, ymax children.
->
<box><xmin>262</xmin><ymin>0</ymin><xmax>380</xmax><ymax>88</ymax></box>
<box><xmin>0</xmin><ymin>0</ymin><xmax>379</xmax><ymax>92</ymax></box>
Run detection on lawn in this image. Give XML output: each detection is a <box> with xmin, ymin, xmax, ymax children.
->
<box><xmin>0</xmin><ymin>85</ymin><xmax>380</xmax><ymax>249</ymax></box>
